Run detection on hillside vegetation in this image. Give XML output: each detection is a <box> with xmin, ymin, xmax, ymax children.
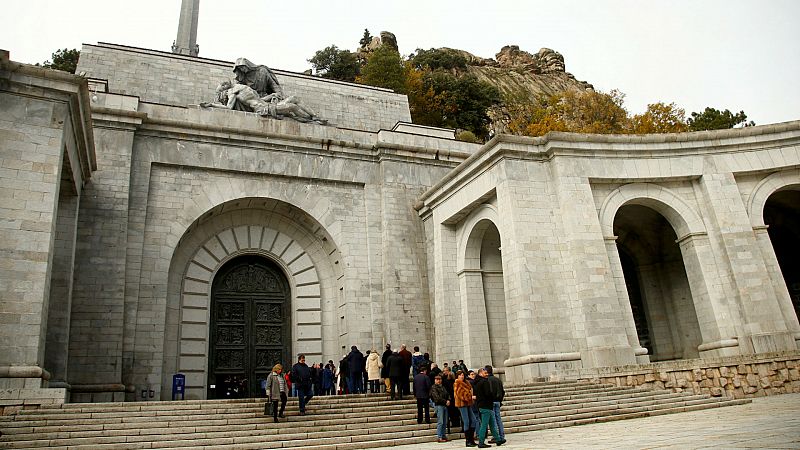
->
<box><xmin>309</xmin><ymin>30</ymin><xmax>753</xmax><ymax>141</ymax></box>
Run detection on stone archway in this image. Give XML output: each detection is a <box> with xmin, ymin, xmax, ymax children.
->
<box><xmin>764</xmin><ymin>189</ymin><xmax>800</xmax><ymax>322</ymax></box>
<box><xmin>614</xmin><ymin>204</ymin><xmax>702</xmax><ymax>360</ymax></box>
<box><xmin>457</xmin><ymin>205</ymin><xmax>509</xmax><ymax>369</ymax></box>
<box><xmin>598</xmin><ymin>183</ymin><xmax>741</xmax><ymax>359</ymax></box>
<box><xmin>747</xmin><ymin>170</ymin><xmax>800</xmax><ymax>340</ymax></box>
<box><xmin>163</xmin><ymin>198</ymin><xmax>342</xmax><ymax>400</ymax></box>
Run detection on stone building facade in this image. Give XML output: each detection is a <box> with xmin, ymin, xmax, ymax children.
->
<box><xmin>0</xmin><ymin>44</ymin><xmax>798</xmax><ymax>406</ymax></box>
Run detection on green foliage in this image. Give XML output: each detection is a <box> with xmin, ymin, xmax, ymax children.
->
<box><xmin>455</xmin><ymin>130</ymin><xmax>480</xmax><ymax>143</ymax></box>
<box><xmin>631</xmin><ymin>102</ymin><xmax>688</xmax><ymax>134</ymax></box>
<box><xmin>509</xmin><ymin>89</ymin><xmax>629</xmax><ymax>137</ymax></box>
<box><xmin>410</xmin><ymin>71</ymin><xmax>500</xmax><ymax>138</ymax></box>
<box><xmin>357</xmin><ymin>45</ymin><xmax>406</xmax><ymax>93</ymax></box>
<box><xmin>308</xmin><ymin>45</ymin><xmax>360</xmax><ymax>82</ymax></box>
<box><xmin>359</xmin><ymin>29</ymin><xmax>372</xmax><ymax>48</ymax></box>
<box><xmin>41</xmin><ymin>48</ymin><xmax>80</xmax><ymax>73</ymax></box>
<box><xmin>411</xmin><ymin>48</ymin><xmax>468</xmax><ymax>71</ymax></box>
<box><xmin>687</xmin><ymin>107</ymin><xmax>753</xmax><ymax>131</ymax></box>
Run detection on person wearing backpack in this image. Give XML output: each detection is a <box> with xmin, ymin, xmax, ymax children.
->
<box><xmin>291</xmin><ymin>354</ymin><xmax>313</xmax><ymax>415</ymax></box>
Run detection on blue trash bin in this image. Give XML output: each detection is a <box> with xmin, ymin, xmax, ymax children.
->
<box><xmin>172</xmin><ymin>373</ymin><xmax>186</xmax><ymax>400</ymax></box>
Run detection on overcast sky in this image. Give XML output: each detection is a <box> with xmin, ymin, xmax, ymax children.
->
<box><xmin>3</xmin><ymin>0</ymin><xmax>798</xmax><ymax>125</ymax></box>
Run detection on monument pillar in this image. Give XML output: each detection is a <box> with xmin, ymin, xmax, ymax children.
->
<box><xmin>172</xmin><ymin>0</ymin><xmax>199</xmax><ymax>56</ymax></box>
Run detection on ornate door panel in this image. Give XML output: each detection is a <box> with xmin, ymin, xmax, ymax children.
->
<box><xmin>209</xmin><ymin>256</ymin><xmax>290</xmax><ymax>398</ymax></box>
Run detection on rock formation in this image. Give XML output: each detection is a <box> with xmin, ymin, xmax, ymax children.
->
<box><xmin>458</xmin><ymin>45</ymin><xmax>594</xmax><ymax>133</ymax></box>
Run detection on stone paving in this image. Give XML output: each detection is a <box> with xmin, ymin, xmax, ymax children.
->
<box><xmin>392</xmin><ymin>393</ymin><xmax>800</xmax><ymax>449</ymax></box>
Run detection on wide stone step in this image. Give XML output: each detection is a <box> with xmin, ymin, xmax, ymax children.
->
<box><xmin>0</xmin><ymin>382</ymin><xmax>751</xmax><ymax>450</ymax></box>
<box><xmin>19</xmin><ymin>398</ymin><xmax>748</xmax><ymax>450</ymax></box>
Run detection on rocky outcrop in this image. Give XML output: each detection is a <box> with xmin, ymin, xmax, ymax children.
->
<box><xmin>358</xmin><ymin>31</ymin><xmax>399</xmax><ymax>55</ymax></box>
<box><xmin>450</xmin><ymin>45</ymin><xmax>594</xmax><ymax>133</ymax></box>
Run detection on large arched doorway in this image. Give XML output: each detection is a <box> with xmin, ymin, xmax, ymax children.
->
<box><xmin>764</xmin><ymin>189</ymin><xmax>800</xmax><ymax>320</ymax></box>
<box><xmin>208</xmin><ymin>254</ymin><xmax>291</xmax><ymax>398</ymax></box>
<box><xmin>614</xmin><ymin>204</ymin><xmax>702</xmax><ymax>361</ymax></box>
<box><xmin>461</xmin><ymin>216</ymin><xmax>509</xmax><ymax>368</ymax></box>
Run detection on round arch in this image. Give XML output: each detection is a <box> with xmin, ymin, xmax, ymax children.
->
<box><xmin>599</xmin><ymin>183</ymin><xmax>706</xmax><ymax>239</ymax></box>
<box><xmin>162</xmin><ymin>198</ymin><xmax>343</xmax><ymax>400</ymax></box>
<box><xmin>747</xmin><ymin>169</ymin><xmax>800</xmax><ymax>227</ymax></box>
<box><xmin>458</xmin><ymin>204</ymin><xmax>502</xmax><ymax>272</ymax></box>
<box><xmin>456</xmin><ymin>204</ymin><xmax>509</xmax><ymax>368</ymax></box>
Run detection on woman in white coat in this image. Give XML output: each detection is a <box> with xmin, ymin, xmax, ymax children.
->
<box><xmin>366</xmin><ymin>349</ymin><xmax>382</xmax><ymax>393</ymax></box>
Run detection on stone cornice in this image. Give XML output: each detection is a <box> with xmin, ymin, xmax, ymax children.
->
<box><xmin>0</xmin><ymin>58</ymin><xmax>97</xmax><ymax>179</ymax></box>
<box><xmin>91</xmin><ymin>103</ymin><xmax>472</xmax><ymax>168</ymax></box>
<box><xmin>415</xmin><ymin>121</ymin><xmax>800</xmax><ymax>215</ymax></box>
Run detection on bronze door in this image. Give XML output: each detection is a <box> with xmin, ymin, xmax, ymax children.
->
<box><xmin>209</xmin><ymin>255</ymin><xmax>290</xmax><ymax>398</ymax></box>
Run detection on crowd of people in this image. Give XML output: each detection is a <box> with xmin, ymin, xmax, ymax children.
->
<box><xmin>263</xmin><ymin>344</ymin><xmax>507</xmax><ymax>447</ymax></box>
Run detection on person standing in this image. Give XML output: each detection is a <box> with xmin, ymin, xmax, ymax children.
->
<box><xmin>322</xmin><ymin>362</ymin><xmax>335</xmax><ymax>396</ymax></box>
<box><xmin>346</xmin><ymin>345</ymin><xmax>365</xmax><ymax>394</ymax></box>
<box><xmin>454</xmin><ymin>370</ymin><xmax>478</xmax><ymax>447</ymax></box>
<box><xmin>386</xmin><ymin>351</ymin><xmax>405</xmax><ymax>400</ymax></box>
<box><xmin>398</xmin><ymin>344</ymin><xmax>413</xmax><ymax>396</ymax></box>
<box><xmin>366</xmin><ymin>349</ymin><xmax>381</xmax><ymax>393</ymax></box>
<box><xmin>442</xmin><ymin>367</ymin><xmax>460</xmax><ymax>433</ymax></box>
<box><xmin>473</xmin><ymin>368</ymin><xmax>504</xmax><ymax>448</ymax></box>
<box><xmin>266</xmin><ymin>364</ymin><xmax>287</xmax><ymax>423</ymax></box>
<box><xmin>413</xmin><ymin>367</ymin><xmax>432</xmax><ymax>424</ymax></box>
<box><xmin>430</xmin><ymin>375</ymin><xmax>450</xmax><ymax>443</ymax></box>
<box><xmin>411</xmin><ymin>346</ymin><xmax>424</xmax><ymax>379</ymax></box>
<box><xmin>291</xmin><ymin>354</ymin><xmax>314</xmax><ymax>415</ymax></box>
<box><xmin>485</xmin><ymin>365</ymin><xmax>506</xmax><ymax>445</ymax></box>
<box><xmin>339</xmin><ymin>355</ymin><xmax>349</xmax><ymax>394</ymax></box>
<box><xmin>381</xmin><ymin>344</ymin><xmax>392</xmax><ymax>394</ymax></box>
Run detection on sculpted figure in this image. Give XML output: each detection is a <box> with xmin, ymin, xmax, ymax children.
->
<box><xmin>233</xmin><ymin>57</ymin><xmax>284</xmax><ymax>100</ymax></box>
<box><xmin>201</xmin><ymin>80</ymin><xmax>325</xmax><ymax>124</ymax></box>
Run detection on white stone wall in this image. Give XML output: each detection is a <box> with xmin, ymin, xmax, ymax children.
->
<box><xmin>76</xmin><ymin>43</ymin><xmax>412</xmax><ymax>132</ymax></box>
<box><xmin>0</xmin><ymin>60</ymin><xmax>94</xmax><ymax>405</ymax></box>
<box><xmin>0</xmin><ymin>92</ymin><xmax>64</xmax><ymax>371</ymax></box>
<box><xmin>418</xmin><ymin>126</ymin><xmax>800</xmax><ymax>385</ymax></box>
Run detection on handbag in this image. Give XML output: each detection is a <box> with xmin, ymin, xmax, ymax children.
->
<box><xmin>264</xmin><ymin>399</ymin><xmax>273</xmax><ymax>416</ymax></box>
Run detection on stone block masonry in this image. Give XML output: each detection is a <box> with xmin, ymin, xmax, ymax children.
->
<box><xmin>567</xmin><ymin>351</ymin><xmax>800</xmax><ymax>399</ymax></box>
<box><xmin>76</xmin><ymin>43</ymin><xmax>411</xmax><ymax>132</ymax></box>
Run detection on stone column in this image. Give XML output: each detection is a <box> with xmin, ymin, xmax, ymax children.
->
<box><xmin>753</xmin><ymin>226</ymin><xmax>800</xmax><ymax>341</ymax></box>
<box><xmin>0</xmin><ymin>94</ymin><xmax>65</xmax><ymax>390</ymax></box>
<box><xmin>554</xmin><ymin>174</ymin><xmax>637</xmax><ymax>368</ymax></box>
<box><xmin>0</xmin><ymin>60</ymin><xmax>93</xmax><ymax>409</ymax></box>
<box><xmin>172</xmin><ymin>0</ymin><xmax>200</xmax><ymax>56</ymax></box>
<box><xmin>43</xmin><ymin>184</ymin><xmax>80</xmax><ymax>387</ymax></box>
<box><xmin>68</xmin><ymin>107</ymin><xmax>137</xmax><ymax>402</ymax></box>
<box><xmin>678</xmin><ymin>233</ymin><xmax>743</xmax><ymax>357</ymax></box>
<box><xmin>604</xmin><ymin>237</ymin><xmax>649</xmax><ymax>363</ymax></box>
<box><xmin>696</xmin><ymin>173</ymin><xmax>796</xmax><ymax>353</ymax></box>
<box><xmin>432</xmin><ymin>220</ymin><xmax>462</xmax><ymax>363</ymax></box>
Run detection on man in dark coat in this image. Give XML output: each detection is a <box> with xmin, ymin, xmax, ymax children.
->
<box><xmin>338</xmin><ymin>356</ymin><xmax>349</xmax><ymax>394</ymax></box>
<box><xmin>346</xmin><ymin>345</ymin><xmax>365</xmax><ymax>394</ymax></box>
<box><xmin>485</xmin><ymin>365</ymin><xmax>506</xmax><ymax>444</ymax></box>
<box><xmin>381</xmin><ymin>344</ymin><xmax>392</xmax><ymax>393</ymax></box>
<box><xmin>413</xmin><ymin>367</ymin><xmax>432</xmax><ymax>424</ymax></box>
<box><xmin>398</xmin><ymin>344</ymin><xmax>413</xmax><ymax>396</ymax></box>
<box><xmin>290</xmin><ymin>354</ymin><xmax>313</xmax><ymax>415</ymax></box>
<box><xmin>473</xmin><ymin>368</ymin><xmax>504</xmax><ymax>448</ymax></box>
<box><xmin>386</xmin><ymin>351</ymin><xmax>405</xmax><ymax>400</ymax></box>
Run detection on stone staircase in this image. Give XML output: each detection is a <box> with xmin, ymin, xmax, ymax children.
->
<box><xmin>0</xmin><ymin>381</ymin><xmax>749</xmax><ymax>449</ymax></box>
